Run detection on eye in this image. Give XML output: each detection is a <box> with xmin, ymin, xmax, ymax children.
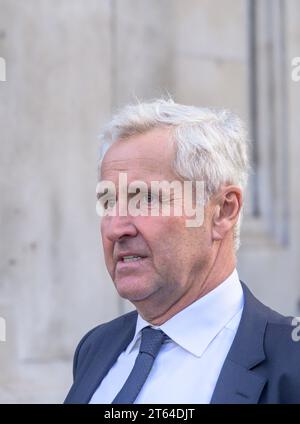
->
<box><xmin>96</xmin><ymin>195</ymin><xmax>116</xmax><ymax>210</ymax></box>
<box><xmin>104</xmin><ymin>198</ymin><xmax>116</xmax><ymax>209</ymax></box>
<box><xmin>142</xmin><ymin>191</ymin><xmax>159</xmax><ymax>206</ymax></box>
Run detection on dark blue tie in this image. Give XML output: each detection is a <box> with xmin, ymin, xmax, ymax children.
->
<box><xmin>112</xmin><ymin>326</ymin><xmax>168</xmax><ymax>404</ymax></box>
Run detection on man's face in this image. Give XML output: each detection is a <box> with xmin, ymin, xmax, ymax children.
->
<box><xmin>100</xmin><ymin>128</ymin><xmax>214</xmax><ymax>317</ymax></box>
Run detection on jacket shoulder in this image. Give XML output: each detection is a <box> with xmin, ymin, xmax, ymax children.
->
<box><xmin>263</xmin><ymin>320</ymin><xmax>300</xmax><ymax>402</ymax></box>
<box><xmin>242</xmin><ymin>282</ymin><xmax>298</xmax><ymax>360</ymax></box>
<box><xmin>72</xmin><ymin>310</ymin><xmax>137</xmax><ymax>379</ymax></box>
<box><xmin>247</xmin><ymin>287</ymin><xmax>300</xmax><ymax>401</ymax></box>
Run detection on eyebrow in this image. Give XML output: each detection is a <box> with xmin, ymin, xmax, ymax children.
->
<box><xmin>96</xmin><ymin>185</ymin><xmax>153</xmax><ymax>200</ymax></box>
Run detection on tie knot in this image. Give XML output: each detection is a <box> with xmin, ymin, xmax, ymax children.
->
<box><xmin>139</xmin><ymin>326</ymin><xmax>168</xmax><ymax>358</ymax></box>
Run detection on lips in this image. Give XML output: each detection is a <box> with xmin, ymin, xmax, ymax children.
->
<box><xmin>115</xmin><ymin>252</ymin><xmax>149</xmax><ymax>272</ymax></box>
<box><xmin>116</xmin><ymin>252</ymin><xmax>147</xmax><ymax>263</ymax></box>
<box><xmin>122</xmin><ymin>255</ymin><xmax>143</xmax><ymax>263</ymax></box>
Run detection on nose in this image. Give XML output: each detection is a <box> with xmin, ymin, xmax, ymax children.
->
<box><xmin>103</xmin><ymin>214</ymin><xmax>138</xmax><ymax>242</ymax></box>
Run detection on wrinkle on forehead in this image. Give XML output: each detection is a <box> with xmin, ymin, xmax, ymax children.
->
<box><xmin>101</xmin><ymin>158</ymin><xmax>171</xmax><ymax>176</ymax></box>
<box><xmin>100</xmin><ymin>128</ymin><xmax>176</xmax><ymax>180</ymax></box>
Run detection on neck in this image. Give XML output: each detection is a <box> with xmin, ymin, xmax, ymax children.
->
<box><xmin>136</xmin><ymin>240</ymin><xmax>236</xmax><ymax>326</ymax></box>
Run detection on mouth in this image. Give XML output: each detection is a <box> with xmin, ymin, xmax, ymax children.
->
<box><xmin>121</xmin><ymin>255</ymin><xmax>145</xmax><ymax>263</ymax></box>
<box><xmin>115</xmin><ymin>254</ymin><xmax>149</xmax><ymax>272</ymax></box>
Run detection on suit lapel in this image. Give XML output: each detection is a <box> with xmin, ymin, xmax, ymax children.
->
<box><xmin>66</xmin><ymin>313</ymin><xmax>137</xmax><ymax>404</ymax></box>
<box><xmin>210</xmin><ymin>360</ymin><xmax>266</xmax><ymax>404</ymax></box>
<box><xmin>67</xmin><ymin>283</ymin><xmax>270</xmax><ymax>404</ymax></box>
<box><xmin>211</xmin><ymin>283</ymin><xmax>268</xmax><ymax>404</ymax></box>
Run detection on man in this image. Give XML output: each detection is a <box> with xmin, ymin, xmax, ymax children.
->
<box><xmin>65</xmin><ymin>99</ymin><xmax>300</xmax><ymax>404</ymax></box>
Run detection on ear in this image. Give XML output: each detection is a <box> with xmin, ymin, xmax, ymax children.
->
<box><xmin>211</xmin><ymin>185</ymin><xmax>243</xmax><ymax>242</ymax></box>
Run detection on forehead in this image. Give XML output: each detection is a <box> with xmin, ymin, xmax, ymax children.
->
<box><xmin>100</xmin><ymin>127</ymin><xmax>177</xmax><ymax>182</ymax></box>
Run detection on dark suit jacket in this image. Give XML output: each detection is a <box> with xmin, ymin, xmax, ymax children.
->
<box><xmin>65</xmin><ymin>283</ymin><xmax>300</xmax><ymax>403</ymax></box>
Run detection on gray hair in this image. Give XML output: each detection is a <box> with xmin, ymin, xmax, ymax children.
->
<box><xmin>98</xmin><ymin>98</ymin><xmax>250</xmax><ymax>251</ymax></box>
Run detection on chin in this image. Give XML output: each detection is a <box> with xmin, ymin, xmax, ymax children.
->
<box><xmin>114</xmin><ymin>279</ymin><xmax>156</xmax><ymax>303</ymax></box>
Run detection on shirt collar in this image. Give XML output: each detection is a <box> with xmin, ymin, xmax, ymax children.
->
<box><xmin>126</xmin><ymin>269</ymin><xmax>244</xmax><ymax>357</ymax></box>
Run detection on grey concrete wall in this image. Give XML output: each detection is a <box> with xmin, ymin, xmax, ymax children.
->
<box><xmin>0</xmin><ymin>0</ymin><xmax>118</xmax><ymax>403</ymax></box>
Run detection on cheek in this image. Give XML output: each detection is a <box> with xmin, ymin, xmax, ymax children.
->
<box><xmin>100</xmin><ymin>218</ymin><xmax>107</xmax><ymax>236</ymax></box>
<box><xmin>100</xmin><ymin>226</ymin><xmax>113</xmax><ymax>263</ymax></box>
<box><xmin>170</xmin><ymin>222</ymin><xmax>209</xmax><ymax>261</ymax></box>
<box><xmin>144</xmin><ymin>217</ymin><xmax>187</xmax><ymax>256</ymax></box>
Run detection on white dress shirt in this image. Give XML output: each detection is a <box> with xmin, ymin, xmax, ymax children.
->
<box><xmin>90</xmin><ymin>269</ymin><xmax>244</xmax><ymax>404</ymax></box>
